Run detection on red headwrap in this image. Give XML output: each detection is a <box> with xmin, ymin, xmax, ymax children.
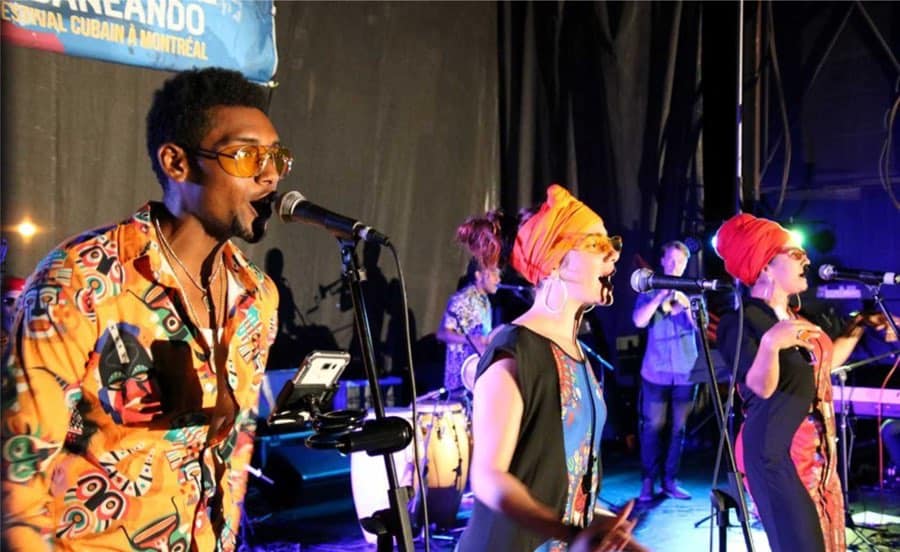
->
<box><xmin>715</xmin><ymin>213</ymin><xmax>794</xmax><ymax>285</ymax></box>
<box><xmin>2</xmin><ymin>276</ymin><xmax>26</xmax><ymax>294</ymax></box>
<box><xmin>512</xmin><ymin>185</ymin><xmax>606</xmax><ymax>285</ymax></box>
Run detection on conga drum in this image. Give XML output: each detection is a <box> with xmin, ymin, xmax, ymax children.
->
<box><xmin>459</xmin><ymin>354</ymin><xmax>479</xmax><ymax>392</ymax></box>
<box><xmin>414</xmin><ymin>399</ymin><xmax>470</xmax><ymax>529</ymax></box>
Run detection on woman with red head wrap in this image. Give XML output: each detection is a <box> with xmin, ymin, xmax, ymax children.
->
<box><xmin>457</xmin><ymin>185</ymin><xmax>644</xmax><ymax>552</ymax></box>
<box><xmin>715</xmin><ymin>213</ymin><xmax>895</xmax><ymax>552</ymax></box>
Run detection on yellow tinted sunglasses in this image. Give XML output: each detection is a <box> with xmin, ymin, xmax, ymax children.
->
<box><xmin>192</xmin><ymin>144</ymin><xmax>293</xmax><ymax>178</ymax></box>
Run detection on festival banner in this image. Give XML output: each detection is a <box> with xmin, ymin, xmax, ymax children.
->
<box><xmin>1</xmin><ymin>0</ymin><xmax>278</xmax><ymax>84</ymax></box>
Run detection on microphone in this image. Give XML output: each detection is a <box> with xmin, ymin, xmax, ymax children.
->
<box><xmin>417</xmin><ymin>387</ymin><xmax>448</xmax><ymax>401</ymax></box>
<box><xmin>630</xmin><ymin>268</ymin><xmax>731</xmax><ymax>293</ymax></box>
<box><xmin>497</xmin><ymin>283</ymin><xmax>532</xmax><ymax>292</ymax></box>
<box><xmin>818</xmin><ymin>264</ymin><xmax>899</xmax><ymax>286</ymax></box>
<box><xmin>335</xmin><ymin>416</ymin><xmax>413</xmax><ymax>456</ymax></box>
<box><xmin>276</xmin><ymin>191</ymin><xmax>390</xmax><ymax>245</ymax></box>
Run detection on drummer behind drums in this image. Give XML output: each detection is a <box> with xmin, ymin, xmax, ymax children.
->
<box><xmin>437</xmin><ymin>213</ymin><xmax>503</xmax><ymax>394</ymax></box>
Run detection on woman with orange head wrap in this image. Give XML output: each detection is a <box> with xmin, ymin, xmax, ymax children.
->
<box><xmin>457</xmin><ymin>185</ymin><xmax>645</xmax><ymax>552</ymax></box>
<box><xmin>715</xmin><ymin>213</ymin><xmax>896</xmax><ymax>552</ymax></box>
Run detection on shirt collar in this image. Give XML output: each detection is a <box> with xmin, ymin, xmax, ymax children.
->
<box><xmin>119</xmin><ymin>202</ymin><xmax>265</xmax><ymax>293</ymax></box>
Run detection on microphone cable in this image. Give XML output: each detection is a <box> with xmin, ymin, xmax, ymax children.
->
<box><xmin>386</xmin><ymin>242</ymin><xmax>432</xmax><ymax>552</ymax></box>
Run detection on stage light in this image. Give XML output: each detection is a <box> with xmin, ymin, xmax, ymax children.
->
<box><xmin>710</xmin><ymin>234</ymin><xmax>719</xmax><ymax>253</ymax></box>
<box><xmin>15</xmin><ymin>219</ymin><xmax>38</xmax><ymax>239</ymax></box>
<box><xmin>784</xmin><ymin>223</ymin><xmax>835</xmax><ymax>253</ymax></box>
<box><xmin>787</xmin><ymin>228</ymin><xmax>806</xmax><ymax>248</ymax></box>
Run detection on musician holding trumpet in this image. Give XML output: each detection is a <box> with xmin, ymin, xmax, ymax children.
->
<box><xmin>632</xmin><ymin>241</ymin><xmax>697</xmax><ymax>502</ymax></box>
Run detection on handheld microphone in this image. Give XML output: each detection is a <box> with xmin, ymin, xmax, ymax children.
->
<box><xmin>276</xmin><ymin>191</ymin><xmax>390</xmax><ymax>245</ymax></box>
<box><xmin>630</xmin><ymin>268</ymin><xmax>731</xmax><ymax>293</ymax></box>
<box><xmin>818</xmin><ymin>264</ymin><xmax>899</xmax><ymax>286</ymax></box>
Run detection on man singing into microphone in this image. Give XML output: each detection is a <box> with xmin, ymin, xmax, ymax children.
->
<box><xmin>2</xmin><ymin>68</ymin><xmax>284</xmax><ymax>551</ymax></box>
<box><xmin>632</xmin><ymin>240</ymin><xmax>697</xmax><ymax>501</ymax></box>
<box><xmin>437</xmin><ymin>213</ymin><xmax>502</xmax><ymax>393</ymax></box>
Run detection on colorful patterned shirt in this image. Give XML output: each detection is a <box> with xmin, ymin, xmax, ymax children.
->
<box><xmin>439</xmin><ymin>284</ymin><xmax>491</xmax><ymax>390</ymax></box>
<box><xmin>536</xmin><ymin>344</ymin><xmax>607</xmax><ymax>551</ymax></box>
<box><xmin>1</xmin><ymin>203</ymin><xmax>278</xmax><ymax>551</ymax></box>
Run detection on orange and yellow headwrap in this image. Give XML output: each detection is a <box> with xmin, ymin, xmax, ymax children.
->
<box><xmin>511</xmin><ymin>184</ymin><xmax>608</xmax><ymax>285</ymax></box>
<box><xmin>714</xmin><ymin>213</ymin><xmax>794</xmax><ymax>285</ymax></box>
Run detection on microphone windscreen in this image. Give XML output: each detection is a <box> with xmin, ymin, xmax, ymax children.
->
<box><xmin>276</xmin><ymin>190</ymin><xmax>305</xmax><ymax>221</ymax></box>
<box><xmin>630</xmin><ymin>268</ymin><xmax>653</xmax><ymax>293</ymax></box>
<box><xmin>818</xmin><ymin>264</ymin><xmax>835</xmax><ymax>281</ymax></box>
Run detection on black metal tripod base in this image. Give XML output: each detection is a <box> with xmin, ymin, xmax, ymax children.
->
<box><xmin>844</xmin><ymin>510</ymin><xmax>880</xmax><ymax>550</ymax></box>
<box><xmin>361</xmin><ymin>488</ymin><xmax>418</xmax><ymax>552</ymax></box>
<box><xmin>713</xmin><ymin>488</ymin><xmax>738</xmax><ymax>551</ymax></box>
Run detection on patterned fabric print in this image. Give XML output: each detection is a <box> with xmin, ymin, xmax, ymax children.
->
<box><xmin>1</xmin><ymin>203</ymin><xmax>278</xmax><ymax>551</ymax></box>
<box><xmin>121</xmin><ymin>499</ymin><xmax>190</xmax><ymax>552</ymax></box>
<box><xmin>440</xmin><ymin>284</ymin><xmax>491</xmax><ymax>390</ymax></box>
<box><xmin>798</xmin><ymin>327</ymin><xmax>845</xmax><ymax>552</ymax></box>
<box><xmin>57</xmin><ymin>471</ymin><xmax>129</xmax><ymax>539</ymax></box>
<box><xmin>536</xmin><ymin>345</ymin><xmax>607</xmax><ymax>552</ymax></box>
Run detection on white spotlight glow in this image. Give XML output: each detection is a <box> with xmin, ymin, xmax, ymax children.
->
<box><xmin>15</xmin><ymin>219</ymin><xmax>38</xmax><ymax>239</ymax></box>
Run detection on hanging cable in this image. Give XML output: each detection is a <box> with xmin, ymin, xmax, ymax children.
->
<box><xmin>878</xmin><ymin>87</ymin><xmax>900</xmax><ymax>211</ymax></box>
<box><xmin>764</xmin><ymin>1</ymin><xmax>791</xmax><ymax>218</ymax></box>
<box><xmin>760</xmin><ymin>3</ymin><xmax>854</xmax><ymax>215</ymax></box>
<box><xmin>387</xmin><ymin>242</ymin><xmax>431</xmax><ymax>551</ymax></box>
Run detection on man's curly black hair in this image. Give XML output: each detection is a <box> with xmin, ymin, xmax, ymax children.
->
<box><xmin>146</xmin><ymin>67</ymin><xmax>269</xmax><ymax>188</ymax></box>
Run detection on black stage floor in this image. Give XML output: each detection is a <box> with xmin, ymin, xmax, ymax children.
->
<box><xmin>239</xmin><ymin>445</ymin><xmax>900</xmax><ymax>551</ymax></box>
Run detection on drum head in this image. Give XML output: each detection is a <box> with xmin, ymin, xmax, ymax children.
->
<box><xmin>460</xmin><ymin>353</ymin><xmax>479</xmax><ymax>392</ymax></box>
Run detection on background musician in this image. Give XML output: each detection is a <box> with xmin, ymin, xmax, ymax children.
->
<box><xmin>632</xmin><ymin>240</ymin><xmax>697</xmax><ymax>502</ymax></box>
<box><xmin>437</xmin><ymin>212</ymin><xmax>502</xmax><ymax>393</ymax></box>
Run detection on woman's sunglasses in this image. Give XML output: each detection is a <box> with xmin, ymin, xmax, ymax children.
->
<box><xmin>571</xmin><ymin>233</ymin><xmax>623</xmax><ymax>255</ymax></box>
<box><xmin>778</xmin><ymin>247</ymin><xmax>808</xmax><ymax>262</ymax></box>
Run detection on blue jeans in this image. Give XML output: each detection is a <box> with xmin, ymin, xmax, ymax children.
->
<box><xmin>639</xmin><ymin>379</ymin><xmax>695</xmax><ymax>482</ymax></box>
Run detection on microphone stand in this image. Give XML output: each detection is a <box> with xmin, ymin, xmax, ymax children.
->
<box><xmin>868</xmin><ymin>284</ymin><xmax>900</xmax><ymax>353</ymax></box>
<box><xmin>338</xmin><ymin>238</ymin><xmax>416</xmax><ymax>552</ymax></box>
<box><xmin>833</xmin><ymin>364</ymin><xmax>879</xmax><ymax>550</ymax></box>
<box><xmin>834</xmin><ymin>282</ymin><xmax>900</xmax><ymax>550</ymax></box>
<box><xmin>690</xmin><ymin>296</ymin><xmax>755</xmax><ymax>552</ymax></box>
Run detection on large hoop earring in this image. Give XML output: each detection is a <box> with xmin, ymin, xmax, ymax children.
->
<box><xmin>544</xmin><ymin>274</ymin><xmax>568</xmax><ymax>314</ymax></box>
<box><xmin>758</xmin><ymin>272</ymin><xmax>773</xmax><ymax>300</ymax></box>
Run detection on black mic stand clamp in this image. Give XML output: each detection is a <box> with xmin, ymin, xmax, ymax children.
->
<box><xmin>306</xmin><ymin>238</ymin><xmax>417</xmax><ymax>552</ymax></box>
<box><xmin>690</xmin><ymin>296</ymin><xmax>756</xmax><ymax>552</ymax></box>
